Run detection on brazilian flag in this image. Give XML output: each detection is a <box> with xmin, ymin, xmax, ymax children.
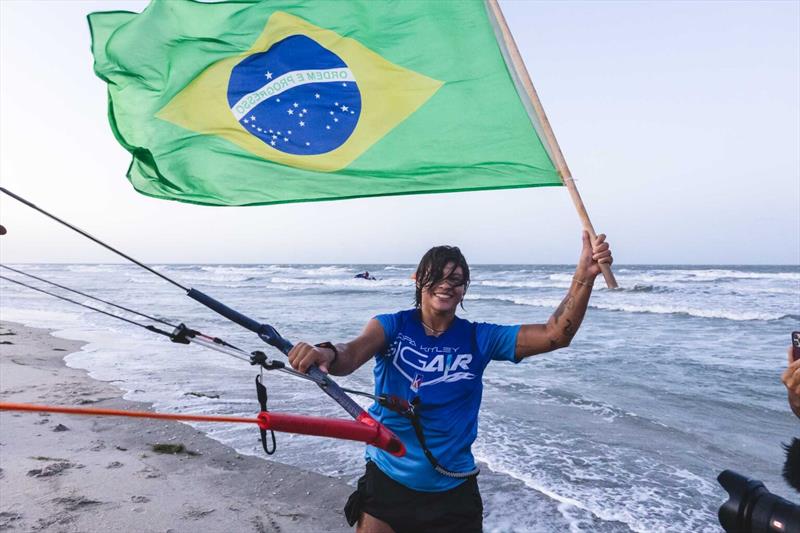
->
<box><xmin>89</xmin><ymin>0</ymin><xmax>562</xmax><ymax>206</ymax></box>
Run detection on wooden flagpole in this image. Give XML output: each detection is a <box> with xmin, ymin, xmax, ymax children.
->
<box><xmin>486</xmin><ymin>0</ymin><xmax>618</xmax><ymax>288</ymax></box>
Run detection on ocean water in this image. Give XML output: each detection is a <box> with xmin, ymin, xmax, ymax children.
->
<box><xmin>1</xmin><ymin>264</ymin><xmax>798</xmax><ymax>532</ymax></box>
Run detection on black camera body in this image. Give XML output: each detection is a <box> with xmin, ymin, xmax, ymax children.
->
<box><xmin>718</xmin><ymin>470</ymin><xmax>800</xmax><ymax>533</ymax></box>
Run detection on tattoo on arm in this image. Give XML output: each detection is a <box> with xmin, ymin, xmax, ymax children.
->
<box><xmin>537</xmin><ymin>286</ymin><xmax>590</xmax><ymax>355</ymax></box>
<box><xmin>563</xmin><ymin>319</ymin><xmax>575</xmax><ymax>339</ymax></box>
<box><xmin>553</xmin><ymin>295</ymin><xmax>575</xmax><ymax>323</ymax></box>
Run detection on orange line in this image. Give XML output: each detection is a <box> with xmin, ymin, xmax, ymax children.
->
<box><xmin>0</xmin><ymin>402</ymin><xmax>261</xmax><ymax>425</ymax></box>
<box><xmin>0</xmin><ymin>401</ymin><xmax>407</xmax><ymax>457</ymax></box>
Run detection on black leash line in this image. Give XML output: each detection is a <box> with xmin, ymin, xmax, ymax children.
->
<box><xmin>0</xmin><ymin>187</ymin><xmax>187</xmax><ymax>292</ymax></box>
<box><xmin>0</xmin><ymin>263</ymin><xmax>245</xmax><ymax>352</ymax></box>
<box><xmin>0</xmin><ymin>274</ymin><xmax>174</xmax><ymax>339</ymax></box>
<box><xmin>0</xmin><ymin>264</ymin><xmax>176</xmax><ymax>328</ymax></box>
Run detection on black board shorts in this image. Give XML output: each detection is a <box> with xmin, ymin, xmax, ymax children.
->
<box><xmin>344</xmin><ymin>461</ymin><xmax>483</xmax><ymax>533</ymax></box>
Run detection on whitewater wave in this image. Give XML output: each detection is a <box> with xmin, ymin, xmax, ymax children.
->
<box><xmin>383</xmin><ymin>265</ymin><xmax>414</xmax><ymax>272</ymax></box>
<box><xmin>591</xmin><ymin>302</ymin><xmax>794</xmax><ymax>322</ymax></box>
<box><xmin>298</xmin><ymin>265</ymin><xmax>354</xmax><ymax>276</ymax></box>
<box><xmin>476</xmin><ymin>279</ymin><xmax>571</xmax><ymax>289</ymax></box>
<box><xmin>465</xmin><ymin>294</ymin><xmax>562</xmax><ymax>308</ymax></box>
<box><xmin>599</xmin><ymin>269</ymin><xmax>797</xmax><ymax>284</ymax></box>
<box><xmin>198</xmin><ymin>265</ymin><xmax>273</xmax><ymax>275</ymax></box>
<box><xmin>65</xmin><ymin>264</ymin><xmax>127</xmax><ymax>274</ymax></box>
<box><xmin>474</xmin><ymin>423</ymin><xmax>719</xmax><ymax>533</ymax></box>
<box><xmin>610</xmin><ymin>284</ymin><xmax>671</xmax><ymax>293</ymax></box>
<box><xmin>269</xmin><ymin>277</ymin><xmax>412</xmax><ymax>288</ymax></box>
<box><xmin>484</xmin><ymin>377</ymin><xmax>649</xmax><ymax>424</ymax></box>
<box><xmin>166</xmin><ymin>271</ymin><xmax>259</xmax><ymax>284</ymax></box>
<box><xmin>482</xmin><ymin>280</ymin><xmax>673</xmax><ymax>293</ymax></box>
<box><xmin>466</xmin><ymin>294</ymin><xmax>793</xmax><ymax>321</ymax></box>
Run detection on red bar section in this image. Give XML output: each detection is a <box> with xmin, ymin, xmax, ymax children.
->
<box><xmin>257</xmin><ymin>411</ymin><xmax>405</xmax><ymax>457</ymax></box>
<box><xmin>356</xmin><ymin>412</ymin><xmax>406</xmax><ymax>457</ymax></box>
<box><xmin>0</xmin><ymin>402</ymin><xmax>405</xmax><ymax>457</ymax></box>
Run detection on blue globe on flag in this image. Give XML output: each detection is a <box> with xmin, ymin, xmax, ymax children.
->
<box><xmin>227</xmin><ymin>35</ymin><xmax>362</xmax><ymax>156</ymax></box>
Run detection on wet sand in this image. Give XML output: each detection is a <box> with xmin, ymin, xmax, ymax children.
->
<box><xmin>0</xmin><ymin>321</ymin><xmax>353</xmax><ymax>532</ymax></box>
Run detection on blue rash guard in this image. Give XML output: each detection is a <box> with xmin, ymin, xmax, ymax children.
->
<box><xmin>366</xmin><ymin>309</ymin><xmax>521</xmax><ymax>492</ymax></box>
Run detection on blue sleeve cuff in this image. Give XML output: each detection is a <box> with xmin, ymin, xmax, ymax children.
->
<box><xmin>476</xmin><ymin>323</ymin><xmax>521</xmax><ymax>363</ymax></box>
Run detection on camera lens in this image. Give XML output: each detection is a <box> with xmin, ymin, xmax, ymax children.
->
<box><xmin>718</xmin><ymin>470</ymin><xmax>800</xmax><ymax>533</ymax></box>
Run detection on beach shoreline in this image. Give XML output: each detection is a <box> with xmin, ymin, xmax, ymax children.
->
<box><xmin>0</xmin><ymin>320</ymin><xmax>353</xmax><ymax>532</ymax></box>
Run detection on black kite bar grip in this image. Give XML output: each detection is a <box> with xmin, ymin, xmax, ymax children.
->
<box><xmin>187</xmin><ymin>289</ymin><xmax>293</xmax><ymax>354</ymax></box>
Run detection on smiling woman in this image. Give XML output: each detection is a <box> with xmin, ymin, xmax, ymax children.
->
<box><xmin>413</xmin><ymin>245</ymin><xmax>471</xmax><ymax>316</ymax></box>
<box><xmin>286</xmin><ymin>232</ymin><xmax>612</xmax><ymax>533</ymax></box>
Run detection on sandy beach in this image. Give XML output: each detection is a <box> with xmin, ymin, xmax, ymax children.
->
<box><xmin>0</xmin><ymin>321</ymin><xmax>354</xmax><ymax>533</ymax></box>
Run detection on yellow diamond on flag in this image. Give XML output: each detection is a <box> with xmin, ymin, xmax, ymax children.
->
<box><xmin>157</xmin><ymin>11</ymin><xmax>443</xmax><ymax>172</ymax></box>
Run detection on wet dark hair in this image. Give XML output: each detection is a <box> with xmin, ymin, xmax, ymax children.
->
<box><xmin>414</xmin><ymin>245</ymin><xmax>470</xmax><ymax>308</ymax></box>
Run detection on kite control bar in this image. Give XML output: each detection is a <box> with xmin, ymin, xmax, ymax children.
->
<box><xmin>0</xmin><ymin>187</ymin><xmax>405</xmax><ymax>458</ymax></box>
<box><xmin>186</xmin><ymin>289</ymin><xmax>374</xmax><ymax>422</ymax></box>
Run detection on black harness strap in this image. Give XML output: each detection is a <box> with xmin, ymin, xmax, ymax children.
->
<box><xmin>378</xmin><ymin>395</ymin><xmax>479</xmax><ymax>479</ymax></box>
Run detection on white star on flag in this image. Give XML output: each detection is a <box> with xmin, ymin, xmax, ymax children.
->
<box><xmin>265</xmin><ymin>71</ymin><xmax>273</xmax><ymax>79</ymax></box>
<box><xmin>299</xmin><ymin>121</ymin><xmax>305</xmax><ymax>126</ymax></box>
<box><xmin>288</xmin><ymin>109</ymin><xmax>294</xmax><ymax>115</ymax></box>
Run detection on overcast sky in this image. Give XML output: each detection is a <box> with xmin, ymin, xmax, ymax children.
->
<box><xmin>1</xmin><ymin>0</ymin><xmax>798</xmax><ymax>265</ymax></box>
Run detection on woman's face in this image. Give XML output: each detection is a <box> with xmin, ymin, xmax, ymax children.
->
<box><xmin>421</xmin><ymin>261</ymin><xmax>466</xmax><ymax>313</ymax></box>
